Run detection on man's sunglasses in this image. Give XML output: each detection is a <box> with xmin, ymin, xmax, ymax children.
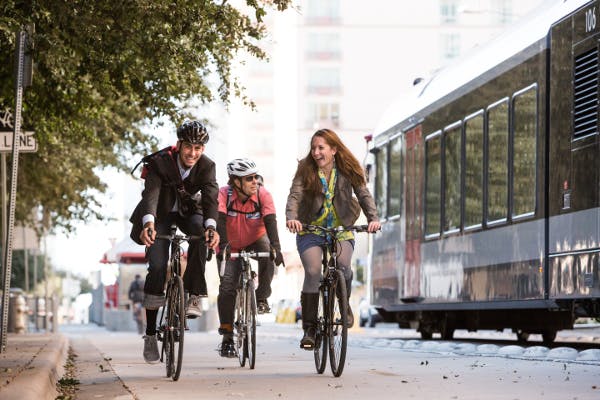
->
<box><xmin>242</xmin><ymin>175</ymin><xmax>259</xmax><ymax>182</ymax></box>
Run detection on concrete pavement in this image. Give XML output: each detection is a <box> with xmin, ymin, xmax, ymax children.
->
<box><xmin>0</xmin><ymin>332</ymin><xmax>68</xmax><ymax>400</ymax></box>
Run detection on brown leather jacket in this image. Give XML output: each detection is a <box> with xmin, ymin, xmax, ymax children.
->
<box><xmin>285</xmin><ymin>170</ymin><xmax>378</xmax><ymax>226</ymax></box>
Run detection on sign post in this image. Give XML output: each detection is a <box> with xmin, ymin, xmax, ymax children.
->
<box><xmin>1</xmin><ymin>27</ymin><xmax>32</xmax><ymax>353</ymax></box>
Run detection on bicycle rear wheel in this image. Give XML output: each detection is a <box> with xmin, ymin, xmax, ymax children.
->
<box><xmin>313</xmin><ymin>284</ymin><xmax>328</xmax><ymax>374</ymax></box>
<box><xmin>166</xmin><ymin>275</ymin><xmax>185</xmax><ymax>381</ymax></box>
<box><xmin>245</xmin><ymin>281</ymin><xmax>257</xmax><ymax>369</ymax></box>
<box><xmin>235</xmin><ymin>287</ymin><xmax>246</xmax><ymax>367</ymax></box>
<box><xmin>328</xmin><ymin>269</ymin><xmax>348</xmax><ymax>377</ymax></box>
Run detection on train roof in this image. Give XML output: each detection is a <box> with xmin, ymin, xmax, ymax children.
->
<box><xmin>373</xmin><ymin>0</ymin><xmax>593</xmax><ymax>141</ymax></box>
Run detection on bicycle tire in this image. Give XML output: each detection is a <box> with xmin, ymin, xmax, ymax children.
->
<box><xmin>163</xmin><ymin>279</ymin><xmax>175</xmax><ymax>378</ymax></box>
<box><xmin>246</xmin><ymin>281</ymin><xmax>257</xmax><ymax>369</ymax></box>
<box><xmin>235</xmin><ymin>286</ymin><xmax>246</xmax><ymax>367</ymax></box>
<box><xmin>328</xmin><ymin>269</ymin><xmax>348</xmax><ymax>377</ymax></box>
<box><xmin>171</xmin><ymin>275</ymin><xmax>185</xmax><ymax>380</ymax></box>
<box><xmin>313</xmin><ymin>284</ymin><xmax>328</xmax><ymax>374</ymax></box>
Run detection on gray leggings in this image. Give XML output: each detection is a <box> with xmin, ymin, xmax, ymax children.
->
<box><xmin>300</xmin><ymin>240</ymin><xmax>354</xmax><ymax>293</ymax></box>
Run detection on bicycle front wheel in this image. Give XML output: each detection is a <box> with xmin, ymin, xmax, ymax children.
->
<box><xmin>235</xmin><ymin>287</ymin><xmax>246</xmax><ymax>367</ymax></box>
<box><xmin>313</xmin><ymin>284</ymin><xmax>328</xmax><ymax>374</ymax></box>
<box><xmin>166</xmin><ymin>275</ymin><xmax>185</xmax><ymax>381</ymax></box>
<box><xmin>245</xmin><ymin>281</ymin><xmax>257</xmax><ymax>369</ymax></box>
<box><xmin>328</xmin><ymin>269</ymin><xmax>348</xmax><ymax>377</ymax></box>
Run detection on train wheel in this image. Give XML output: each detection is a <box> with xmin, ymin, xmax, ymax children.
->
<box><xmin>420</xmin><ymin>328</ymin><xmax>432</xmax><ymax>340</ymax></box>
<box><xmin>516</xmin><ymin>330</ymin><xmax>530</xmax><ymax>343</ymax></box>
<box><xmin>542</xmin><ymin>330</ymin><xmax>557</xmax><ymax>344</ymax></box>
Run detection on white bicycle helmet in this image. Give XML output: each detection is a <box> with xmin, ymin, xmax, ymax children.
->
<box><xmin>227</xmin><ymin>158</ymin><xmax>258</xmax><ymax>177</ymax></box>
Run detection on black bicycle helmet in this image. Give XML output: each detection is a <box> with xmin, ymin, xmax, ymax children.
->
<box><xmin>176</xmin><ymin>120</ymin><xmax>209</xmax><ymax>144</ymax></box>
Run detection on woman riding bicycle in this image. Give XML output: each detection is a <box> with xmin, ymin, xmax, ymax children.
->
<box><xmin>216</xmin><ymin>158</ymin><xmax>284</xmax><ymax>357</ymax></box>
<box><xmin>285</xmin><ymin>128</ymin><xmax>380</xmax><ymax>349</ymax></box>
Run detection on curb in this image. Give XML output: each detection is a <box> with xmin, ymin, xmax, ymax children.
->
<box><xmin>1</xmin><ymin>334</ymin><xmax>69</xmax><ymax>400</ymax></box>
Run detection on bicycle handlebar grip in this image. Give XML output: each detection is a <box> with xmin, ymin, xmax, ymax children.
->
<box><xmin>206</xmin><ymin>229</ymin><xmax>215</xmax><ymax>261</ymax></box>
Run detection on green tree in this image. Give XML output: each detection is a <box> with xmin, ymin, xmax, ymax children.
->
<box><xmin>0</xmin><ymin>0</ymin><xmax>291</xmax><ymax>232</ymax></box>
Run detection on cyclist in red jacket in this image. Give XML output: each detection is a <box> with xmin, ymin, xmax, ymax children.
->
<box><xmin>216</xmin><ymin>158</ymin><xmax>284</xmax><ymax>357</ymax></box>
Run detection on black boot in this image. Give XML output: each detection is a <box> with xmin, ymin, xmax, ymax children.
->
<box><xmin>300</xmin><ymin>292</ymin><xmax>319</xmax><ymax>350</ymax></box>
<box><xmin>345</xmin><ymin>277</ymin><xmax>354</xmax><ymax>328</ymax></box>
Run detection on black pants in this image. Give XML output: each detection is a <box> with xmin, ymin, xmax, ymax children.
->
<box><xmin>144</xmin><ymin>212</ymin><xmax>208</xmax><ymax>296</ymax></box>
<box><xmin>217</xmin><ymin>234</ymin><xmax>274</xmax><ymax>328</ymax></box>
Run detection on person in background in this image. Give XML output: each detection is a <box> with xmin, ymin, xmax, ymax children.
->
<box><xmin>132</xmin><ymin>120</ymin><xmax>220</xmax><ymax>364</ymax></box>
<box><xmin>285</xmin><ymin>128</ymin><xmax>380</xmax><ymax>349</ymax></box>
<box><xmin>128</xmin><ymin>274</ymin><xmax>145</xmax><ymax>335</ymax></box>
<box><xmin>216</xmin><ymin>158</ymin><xmax>284</xmax><ymax>357</ymax></box>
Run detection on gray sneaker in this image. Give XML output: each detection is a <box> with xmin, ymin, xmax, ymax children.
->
<box><xmin>186</xmin><ymin>295</ymin><xmax>202</xmax><ymax>318</ymax></box>
<box><xmin>143</xmin><ymin>335</ymin><xmax>159</xmax><ymax>364</ymax></box>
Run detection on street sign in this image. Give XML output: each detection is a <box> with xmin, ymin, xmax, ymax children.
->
<box><xmin>0</xmin><ymin>130</ymin><xmax>37</xmax><ymax>153</ymax></box>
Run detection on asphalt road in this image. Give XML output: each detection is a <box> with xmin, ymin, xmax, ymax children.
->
<box><xmin>62</xmin><ymin>321</ymin><xmax>600</xmax><ymax>400</ymax></box>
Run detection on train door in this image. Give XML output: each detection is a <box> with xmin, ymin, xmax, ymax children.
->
<box><xmin>403</xmin><ymin>125</ymin><xmax>423</xmax><ymax>300</ymax></box>
<box><xmin>548</xmin><ymin>5</ymin><xmax>600</xmax><ymax>299</ymax></box>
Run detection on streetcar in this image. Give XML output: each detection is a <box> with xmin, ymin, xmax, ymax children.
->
<box><xmin>367</xmin><ymin>0</ymin><xmax>600</xmax><ymax>343</ymax></box>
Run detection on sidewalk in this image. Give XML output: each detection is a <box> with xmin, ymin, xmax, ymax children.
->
<box><xmin>0</xmin><ymin>332</ymin><xmax>68</xmax><ymax>400</ymax></box>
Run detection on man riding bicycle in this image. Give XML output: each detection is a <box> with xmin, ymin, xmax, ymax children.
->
<box><xmin>216</xmin><ymin>158</ymin><xmax>284</xmax><ymax>357</ymax></box>
<box><xmin>130</xmin><ymin>120</ymin><xmax>220</xmax><ymax>363</ymax></box>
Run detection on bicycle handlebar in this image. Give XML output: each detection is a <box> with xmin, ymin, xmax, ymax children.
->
<box><xmin>301</xmin><ymin>224</ymin><xmax>373</xmax><ymax>233</ymax></box>
<box><xmin>229</xmin><ymin>251</ymin><xmax>272</xmax><ymax>259</ymax></box>
<box><xmin>206</xmin><ymin>229</ymin><xmax>215</xmax><ymax>262</ymax></box>
<box><xmin>219</xmin><ymin>250</ymin><xmax>272</xmax><ymax>277</ymax></box>
<box><xmin>155</xmin><ymin>233</ymin><xmax>204</xmax><ymax>242</ymax></box>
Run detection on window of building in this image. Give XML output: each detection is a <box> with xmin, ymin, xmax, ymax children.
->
<box><xmin>487</xmin><ymin>98</ymin><xmax>509</xmax><ymax>223</ymax></box>
<box><xmin>307</xmin><ymin>102</ymin><xmax>340</xmax><ymax>128</ymax></box>
<box><xmin>512</xmin><ymin>85</ymin><xmax>537</xmax><ymax>218</ymax></box>
<box><xmin>441</xmin><ymin>33</ymin><xmax>460</xmax><ymax>61</ymax></box>
<box><xmin>440</xmin><ymin>0</ymin><xmax>458</xmax><ymax>23</ymax></box>
<box><xmin>464</xmin><ymin>111</ymin><xmax>484</xmax><ymax>229</ymax></box>
<box><xmin>306</xmin><ymin>0</ymin><xmax>340</xmax><ymax>23</ymax></box>
<box><xmin>444</xmin><ymin>122</ymin><xmax>461</xmax><ymax>234</ymax></box>
<box><xmin>389</xmin><ymin>135</ymin><xmax>402</xmax><ymax>217</ymax></box>
<box><xmin>425</xmin><ymin>131</ymin><xmax>442</xmax><ymax>237</ymax></box>
<box><xmin>491</xmin><ymin>0</ymin><xmax>513</xmax><ymax>24</ymax></box>
<box><xmin>307</xmin><ymin>32</ymin><xmax>341</xmax><ymax>60</ymax></box>
<box><xmin>375</xmin><ymin>146</ymin><xmax>388</xmax><ymax>218</ymax></box>
<box><xmin>307</xmin><ymin>67</ymin><xmax>340</xmax><ymax>94</ymax></box>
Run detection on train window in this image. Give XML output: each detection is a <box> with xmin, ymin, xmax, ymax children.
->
<box><xmin>464</xmin><ymin>111</ymin><xmax>484</xmax><ymax>230</ymax></box>
<box><xmin>425</xmin><ymin>131</ymin><xmax>442</xmax><ymax>238</ymax></box>
<box><xmin>375</xmin><ymin>144</ymin><xmax>388</xmax><ymax>218</ymax></box>
<box><xmin>389</xmin><ymin>135</ymin><xmax>402</xmax><ymax>217</ymax></box>
<box><xmin>486</xmin><ymin>98</ymin><xmax>509</xmax><ymax>224</ymax></box>
<box><xmin>444</xmin><ymin>122</ymin><xmax>462</xmax><ymax>234</ymax></box>
<box><xmin>512</xmin><ymin>85</ymin><xmax>537</xmax><ymax>219</ymax></box>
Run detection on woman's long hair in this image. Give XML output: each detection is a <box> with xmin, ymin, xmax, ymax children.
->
<box><xmin>294</xmin><ymin>128</ymin><xmax>366</xmax><ymax>196</ymax></box>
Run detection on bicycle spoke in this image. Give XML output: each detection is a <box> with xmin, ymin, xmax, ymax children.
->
<box><xmin>314</xmin><ymin>285</ymin><xmax>328</xmax><ymax>374</ymax></box>
<box><xmin>171</xmin><ymin>275</ymin><xmax>185</xmax><ymax>381</ymax></box>
<box><xmin>247</xmin><ymin>282</ymin><xmax>257</xmax><ymax>369</ymax></box>
<box><xmin>328</xmin><ymin>270</ymin><xmax>347</xmax><ymax>377</ymax></box>
<box><xmin>236</xmin><ymin>287</ymin><xmax>246</xmax><ymax>367</ymax></box>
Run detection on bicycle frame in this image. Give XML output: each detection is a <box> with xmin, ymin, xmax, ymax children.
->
<box><xmin>155</xmin><ymin>225</ymin><xmax>203</xmax><ymax>381</ymax></box>
<box><xmin>302</xmin><ymin>224</ymin><xmax>371</xmax><ymax>377</ymax></box>
<box><xmin>221</xmin><ymin>250</ymin><xmax>270</xmax><ymax>369</ymax></box>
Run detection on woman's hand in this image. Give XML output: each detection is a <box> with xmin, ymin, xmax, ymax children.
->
<box><xmin>286</xmin><ymin>219</ymin><xmax>303</xmax><ymax>233</ymax></box>
<box><xmin>367</xmin><ymin>221</ymin><xmax>381</xmax><ymax>233</ymax></box>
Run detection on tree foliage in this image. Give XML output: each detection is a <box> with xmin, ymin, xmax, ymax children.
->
<box><xmin>0</xmin><ymin>0</ymin><xmax>291</xmax><ymax>232</ymax></box>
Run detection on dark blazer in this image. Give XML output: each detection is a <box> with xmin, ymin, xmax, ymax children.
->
<box><xmin>285</xmin><ymin>170</ymin><xmax>379</xmax><ymax>226</ymax></box>
<box><xmin>129</xmin><ymin>151</ymin><xmax>219</xmax><ymax>243</ymax></box>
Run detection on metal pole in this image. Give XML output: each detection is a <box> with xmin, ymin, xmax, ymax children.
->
<box><xmin>1</xmin><ymin>28</ymin><xmax>26</xmax><ymax>352</ymax></box>
<box><xmin>23</xmin><ymin>227</ymin><xmax>28</xmax><ymax>292</ymax></box>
